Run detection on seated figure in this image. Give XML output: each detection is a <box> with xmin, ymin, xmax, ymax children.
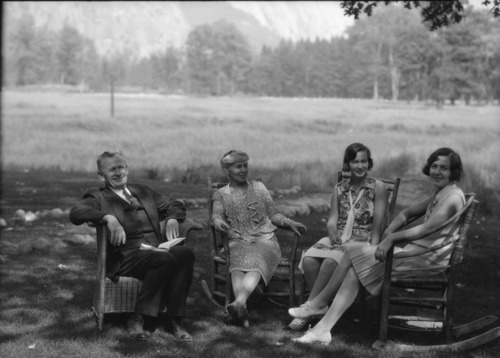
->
<box><xmin>70</xmin><ymin>150</ymin><xmax>195</xmax><ymax>342</ymax></box>
<box><xmin>288</xmin><ymin>143</ymin><xmax>388</xmax><ymax>330</ymax></box>
<box><xmin>212</xmin><ymin>150</ymin><xmax>307</xmax><ymax>327</ymax></box>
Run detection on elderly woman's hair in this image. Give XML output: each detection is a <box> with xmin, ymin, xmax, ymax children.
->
<box><xmin>422</xmin><ymin>147</ymin><xmax>463</xmax><ymax>181</ymax></box>
<box><xmin>97</xmin><ymin>150</ymin><xmax>125</xmax><ymax>171</ymax></box>
<box><xmin>342</xmin><ymin>143</ymin><xmax>373</xmax><ymax>171</ymax></box>
<box><xmin>220</xmin><ymin>150</ymin><xmax>249</xmax><ymax>169</ymax></box>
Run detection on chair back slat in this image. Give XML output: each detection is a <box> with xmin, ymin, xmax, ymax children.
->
<box><xmin>207</xmin><ymin>177</ymin><xmax>228</xmax><ymax>250</ymax></box>
<box><xmin>449</xmin><ymin>194</ymin><xmax>478</xmax><ymax>266</ymax></box>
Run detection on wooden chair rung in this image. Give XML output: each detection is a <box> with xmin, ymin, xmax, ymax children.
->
<box><xmin>391</xmin><ymin>277</ymin><xmax>448</xmax><ymax>285</ymax></box>
<box><xmin>390</xmin><ymin>297</ymin><xmax>446</xmax><ymax>304</ymax></box>
<box><xmin>214</xmin><ymin>273</ymin><xmax>227</xmax><ymax>282</ymax></box>
<box><xmin>213</xmin><ymin>256</ymin><xmax>227</xmax><ymax>264</ymax></box>
<box><xmin>213</xmin><ymin>291</ymin><xmax>227</xmax><ymax>299</ymax></box>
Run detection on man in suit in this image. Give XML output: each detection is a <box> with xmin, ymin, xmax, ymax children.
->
<box><xmin>70</xmin><ymin>150</ymin><xmax>195</xmax><ymax>342</ymax></box>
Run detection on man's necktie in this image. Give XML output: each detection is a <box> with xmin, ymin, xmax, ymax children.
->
<box><xmin>123</xmin><ymin>189</ymin><xmax>142</xmax><ymax>209</ymax></box>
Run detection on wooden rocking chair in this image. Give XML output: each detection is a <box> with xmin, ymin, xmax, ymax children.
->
<box><xmin>298</xmin><ymin>171</ymin><xmax>401</xmax><ymax>323</ymax></box>
<box><xmin>200</xmin><ymin>177</ymin><xmax>300</xmax><ymax>310</ymax></box>
<box><xmin>92</xmin><ymin>218</ymin><xmax>202</xmax><ymax>330</ymax></box>
<box><xmin>373</xmin><ymin>193</ymin><xmax>500</xmax><ymax>352</ymax></box>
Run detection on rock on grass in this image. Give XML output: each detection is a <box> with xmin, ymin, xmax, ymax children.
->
<box><xmin>64</xmin><ymin>234</ymin><xmax>94</xmax><ymax>245</ymax></box>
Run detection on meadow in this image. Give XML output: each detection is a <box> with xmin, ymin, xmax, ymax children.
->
<box><xmin>2</xmin><ymin>90</ymin><xmax>499</xmax><ymax>198</ymax></box>
<box><xmin>1</xmin><ymin>91</ymin><xmax>500</xmax><ymax>357</ymax></box>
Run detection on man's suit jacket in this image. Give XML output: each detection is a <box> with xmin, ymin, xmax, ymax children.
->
<box><xmin>69</xmin><ymin>183</ymin><xmax>186</xmax><ymax>280</ymax></box>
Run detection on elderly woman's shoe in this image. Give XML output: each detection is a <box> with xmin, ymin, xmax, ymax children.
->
<box><xmin>226</xmin><ymin>302</ymin><xmax>240</xmax><ymax>321</ymax></box>
<box><xmin>288</xmin><ymin>302</ymin><xmax>328</xmax><ymax>319</ymax></box>
<box><xmin>288</xmin><ymin>317</ymin><xmax>312</xmax><ymax>331</ymax></box>
<box><xmin>292</xmin><ymin>329</ymin><xmax>332</xmax><ymax>345</ymax></box>
<box><xmin>237</xmin><ymin>304</ymin><xmax>249</xmax><ymax>321</ymax></box>
<box><xmin>241</xmin><ymin>319</ymin><xmax>250</xmax><ymax>328</ymax></box>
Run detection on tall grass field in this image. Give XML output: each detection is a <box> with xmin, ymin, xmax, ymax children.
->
<box><xmin>2</xmin><ymin>90</ymin><xmax>499</xmax><ymax>206</ymax></box>
<box><xmin>2</xmin><ymin>90</ymin><xmax>500</xmax><ymax>357</ymax></box>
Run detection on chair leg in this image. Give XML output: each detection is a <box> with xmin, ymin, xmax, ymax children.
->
<box><xmin>95</xmin><ymin>308</ymin><xmax>104</xmax><ymax>331</ymax></box>
<box><xmin>359</xmin><ymin>288</ymin><xmax>367</xmax><ymax>324</ymax></box>
<box><xmin>298</xmin><ymin>274</ymin><xmax>306</xmax><ymax>305</ymax></box>
<box><xmin>224</xmin><ymin>267</ymin><xmax>232</xmax><ymax>307</ymax></box>
<box><xmin>289</xmin><ymin>266</ymin><xmax>296</xmax><ymax>307</ymax></box>
<box><xmin>379</xmin><ymin>283</ymin><xmax>391</xmax><ymax>342</ymax></box>
<box><xmin>444</xmin><ymin>287</ymin><xmax>453</xmax><ymax>344</ymax></box>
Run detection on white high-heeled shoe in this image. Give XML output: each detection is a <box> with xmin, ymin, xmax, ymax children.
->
<box><xmin>291</xmin><ymin>329</ymin><xmax>332</xmax><ymax>345</ymax></box>
<box><xmin>288</xmin><ymin>301</ymin><xmax>328</xmax><ymax>319</ymax></box>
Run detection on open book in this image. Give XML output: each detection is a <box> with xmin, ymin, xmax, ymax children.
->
<box><xmin>140</xmin><ymin>237</ymin><xmax>185</xmax><ymax>251</ymax></box>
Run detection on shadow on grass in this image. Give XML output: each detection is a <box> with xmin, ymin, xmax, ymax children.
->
<box><xmin>1</xmin><ymin>209</ymin><xmax>499</xmax><ymax>357</ymax></box>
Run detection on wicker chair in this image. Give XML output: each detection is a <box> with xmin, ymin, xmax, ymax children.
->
<box><xmin>298</xmin><ymin>171</ymin><xmax>401</xmax><ymax>322</ymax></box>
<box><xmin>92</xmin><ymin>218</ymin><xmax>202</xmax><ymax>330</ymax></box>
<box><xmin>201</xmin><ymin>177</ymin><xmax>300</xmax><ymax>309</ymax></box>
<box><xmin>373</xmin><ymin>194</ymin><xmax>500</xmax><ymax>352</ymax></box>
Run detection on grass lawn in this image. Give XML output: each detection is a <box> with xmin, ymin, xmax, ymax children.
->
<box><xmin>1</xmin><ymin>169</ymin><xmax>499</xmax><ymax>357</ymax></box>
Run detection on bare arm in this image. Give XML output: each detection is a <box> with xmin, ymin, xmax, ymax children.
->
<box><xmin>369</xmin><ymin>181</ymin><xmax>389</xmax><ymax>246</ymax></box>
<box><xmin>381</xmin><ymin>196</ymin><xmax>432</xmax><ymax>241</ymax></box>
<box><xmin>212</xmin><ymin>191</ymin><xmax>230</xmax><ymax>232</ymax></box>
<box><xmin>271</xmin><ymin>213</ymin><xmax>307</xmax><ymax>236</ymax></box>
<box><xmin>376</xmin><ymin>193</ymin><xmax>463</xmax><ymax>261</ymax></box>
<box><xmin>326</xmin><ymin>188</ymin><xmax>340</xmax><ymax>244</ymax></box>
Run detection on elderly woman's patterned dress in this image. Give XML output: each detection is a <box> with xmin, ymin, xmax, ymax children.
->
<box><xmin>298</xmin><ymin>176</ymin><xmax>380</xmax><ymax>272</ymax></box>
<box><xmin>212</xmin><ymin>181</ymin><xmax>283</xmax><ymax>285</ymax></box>
<box><xmin>347</xmin><ymin>183</ymin><xmax>465</xmax><ymax>296</ymax></box>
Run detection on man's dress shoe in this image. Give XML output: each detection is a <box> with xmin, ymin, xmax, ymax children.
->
<box><xmin>127</xmin><ymin>313</ymin><xmax>148</xmax><ymax>341</ymax></box>
<box><xmin>165</xmin><ymin>318</ymin><xmax>193</xmax><ymax>342</ymax></box>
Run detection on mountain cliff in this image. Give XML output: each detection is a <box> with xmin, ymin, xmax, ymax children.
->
<box><xmin>3</xmin><ymin>1</ymin><xmax>352</xmax><ymax>59</ymax></box>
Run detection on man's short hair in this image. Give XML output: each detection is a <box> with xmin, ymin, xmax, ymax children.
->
<box><xmin>96</xmin><ymin>150</ymin><xmax>125</xmax><ymax>171</ymax></box>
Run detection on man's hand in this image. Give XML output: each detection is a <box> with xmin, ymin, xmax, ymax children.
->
<box><xmin>165</xmin><ymin>219</ymin><xmax>179</xmax><ymax>241</ymax></box>
<box><xmin>213</xmin><ymin>218</ymin><xmax>230</xmax><ymax>233</ymax></box>
<box><xmin>103</xmin><ymin>215</ymin><xmax>126</xmax><ymax>246</ymax></box>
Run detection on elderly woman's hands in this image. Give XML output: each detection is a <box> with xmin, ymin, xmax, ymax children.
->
<box><xmin>375</xmin><ymin>236</ymin><xmax>394</xmax><ymax>261</ymax></box>
<box><xmin>213</xmin><ymin>218</ymin><xmax>230</xmax><ymax>233</ymax></box>
<box><xmin>288</xmin><ymin>220</ymin><xmax>307</xmax><ymax>237</ymax></box>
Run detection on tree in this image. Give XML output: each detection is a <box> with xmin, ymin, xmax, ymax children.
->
<box><xmin>341</xmin><ymin>1</ymin><xmax>500</xmax><ymax>30</ymax></box>
<box><xmin>32</xmin><ymin>26</ymin><xmax>58</xmax><ymax>83</ymax></box>
<box><xmin>347</xmin><ymin>14</ymin><xmax>387</xmax><ymax>100</ymax></box>
<box><xmin>186</xmin><ymin>21</ymin><xmax>252</xmax><ymax>95</ymax></box>
<box><xmin>8</xmin><ymin>12</ymin><xmax>37</xmax><ymax>85</ymax></box>
<box><xmin>57</xmin><ymin>25</ymin><xmax>83</xmax><ymax>85</ymax></box>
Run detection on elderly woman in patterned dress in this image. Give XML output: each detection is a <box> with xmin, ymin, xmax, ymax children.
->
<box><xmin>289</xmin><ymin>147</ymin><xmax>465</xmax><ymax>345</ymax></box>
<box><xmin>212</xmin><ymin>150</ymin><xmax>307</xmax><ymax>327</ymax></box>
<box><xmin>287</xmin><ymin>143</ymin><xmax>389</xmax><ymax>331</ymax></box>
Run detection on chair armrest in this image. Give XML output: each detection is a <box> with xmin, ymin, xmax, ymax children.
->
<box><xmin>95</xmin><ymin>223</ymin><xmax>108</xmax><ymax>283</ymax></box>
<box><xmin>390</xmin><ymin>195</ymin><xmax>475</xmax><ymax>247</ymax></box>
<box><xmin>276</xmin><ymin>228</ymin><xmax>300</xmax><ymax>265</ymax></box>
<box><xmin>161</xmin><ymin>217</ymin><xmax>204</xmax><ymax>241</ymax></box>
<box><xmin>179</xmin><ymin>217</ymin><xmax>204</xmax><ymax>238</ymax></box>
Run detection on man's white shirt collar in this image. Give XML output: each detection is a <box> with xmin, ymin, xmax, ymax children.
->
<box><xmin>110</xmin><ymin>186</ymin><xmax>130</xmax><ymax>202</ymax></box>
